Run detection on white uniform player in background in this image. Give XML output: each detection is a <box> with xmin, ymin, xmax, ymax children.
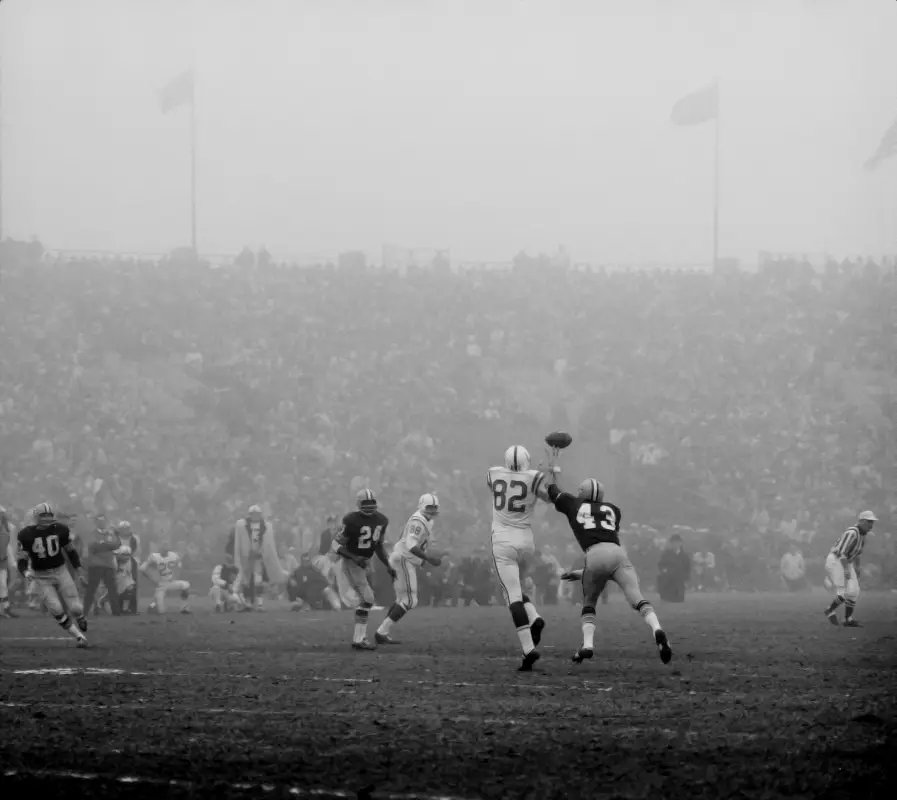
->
<box><xmin>488</xmin><ymin>445</ymin><xmax>551</xmax><ymax>671</ymax></box>
<box><xmin>375</xmin><ymin>493</ymin><xmax>443</xmax><ymax>645</ymax></box>
<box><xmin>823</xmin><ymin>510</ymin><xmax>877</xmax><ymax>627</ymax></box>
<box><xmin>141</xmin><ymin>545</ymin><xmax>192</xmax><ymax>615</ymax></box>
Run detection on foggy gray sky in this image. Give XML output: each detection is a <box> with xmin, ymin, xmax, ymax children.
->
<box><xmin>2</xmin><ymin>0</ymin><xmax>895</xmax><ymax>264</ymax></box>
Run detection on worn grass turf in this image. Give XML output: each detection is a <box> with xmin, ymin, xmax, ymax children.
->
<box><xmin>1</xmin><ymin>591</ymin><xmax>895</xmax><ymax>799</ymax></box>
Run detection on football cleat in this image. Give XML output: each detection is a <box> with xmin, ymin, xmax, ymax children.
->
<box><xmin>825</xmin><ymin>610</ymin><xmax>840</xmax><ymax>626</ymax></box>
<box><xmin>374</xmin><ymin>632</ymin><xmax>400</xmax><ymax>645</ymax></box>
<box><xmin>76</xmin><ymin>638</ymin><xmax>89</xmax><ymax>649</ymax></box>
<box><xmin>518</xmin><ymin>650</ymin><xmax>540</xmax><ymax>672</ymax></box>
<box><xmin>655</xmin><ymin>630</ymin><xmax>673</xmax><ymax>664</ymax></box>
<box><xmin>843</xmin><ymin>619</ymin><xmax>863</xmax><ymax>628</ymax></box>
<box><xmin>504</xmin><ymin>445</ymin><xmax>531</xmax><ymax>472</ymax></box>
<box><xmin>77</xmin><ymin>617</ymin><xmax>88</xmax><ymax>633</ymax></box>
<box><xmin>180</xmin><ymin>608</ymin><xmax>192</xmax><ymax>615</ymax></box>
<box><xmin>530</xmin><ymin>617</ymin><xmax>545</xmax><ymax>647</ymax></box>
<box><xmin>352</xmin><ymin>639</ymin><xmax>376</xmax><ymax>651</ymax></box>
<box><xmin>572</xmin><ymin>647</ymin><xmax>594</xmax><ymax>664</ymax></box>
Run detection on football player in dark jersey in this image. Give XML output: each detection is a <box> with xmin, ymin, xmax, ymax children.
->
<box><xmin>543</xmin><ymin>462</ymin><xmax>672</xmax><ymax>666</ymax></box>
<box><xmin>334</xmin><ymin>489</ymin><xmax>396</xmax><ymax>650</ymax></box>
<box><xmin>16</xmin><ymin>503</ymin><xmax>89</xmax><ymax>647</ymax></box>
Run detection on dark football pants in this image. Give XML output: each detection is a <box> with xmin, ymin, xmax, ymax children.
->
<box><xmin>83</xmin><ymin>566</ymin><xmax>122</xmax><ymax>615</ymax></box>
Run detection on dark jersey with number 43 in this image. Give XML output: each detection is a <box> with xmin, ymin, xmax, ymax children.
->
<box><xmin>547</xmin><ymin>484</ymin><xmax>622</xmax><ymax>551</ymax></box>
<box><xmin>336</xmin><ymin>511</ymin><xmax>389</xmax><ymax>558</ymax></box>
<box><xmin>17</xmin><ymin>523</ymin><xmax>76</xmax><ymax>571</ymax></box>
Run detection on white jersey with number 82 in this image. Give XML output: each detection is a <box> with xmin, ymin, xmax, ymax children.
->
<box><xmin>487</xmin><ymin>466</ymin><xmax>546</xmax><ymax>535</ymax></box>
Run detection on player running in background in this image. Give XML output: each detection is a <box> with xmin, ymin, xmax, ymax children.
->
<box><xmin>15</xmin><ymin>503</ymin><xmax>89</xmax><ymax>647</ymax></box>
<box><xmin>335</xmin><ymin>489</ymin><xmax>396</xmax><ymax>650</ymax></box>
<box><xmin>823</xmin><ymin>511</ymin><xmax>877</xmax><ymax>627</ymax></box>
<box><xmin>543</xmin><ymin>460</ymin><xmax>672</xmax><ymax>666</ymax></box>
<box><xmin>375</xmin><ymin>493</ymin><xmax>442</xmax><ymax>645</ymax></box>
<box><xmin>141</xmin><ymin>543</ymin><xmax>192</xmax><ymax>615</ymax></box>
<box><xmin>488</xmin><ymin>445</ymin><xmax>551</xmax><ymax>671</ymax></box>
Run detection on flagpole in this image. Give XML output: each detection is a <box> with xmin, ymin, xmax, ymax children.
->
<box><xmin>712</xmin><ymin>80</ymin><xmax>720</xmax><ymax>271</ymax></box>
<box><xmin>190</xmin><ymin>76</ymin><xmax>197</xmax><ymax>253</ymax></box>
<box><xmin>0</xmin><ymin>43</ymin><xmax>5</xmax><ymax>244</ymax></box>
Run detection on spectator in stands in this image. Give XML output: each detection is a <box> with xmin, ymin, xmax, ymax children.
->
<box><xmin>780</xmin><ymin>543</ymin><xmax>809</xmax><ymax>592</ymax></box>
<box><xmin>657</xmin><ymin>534</ymin><xmax>690</xmax><ymax>603</ymax></box>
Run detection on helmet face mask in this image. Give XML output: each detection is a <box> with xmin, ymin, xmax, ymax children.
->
<box><xmin>418</xmin><ymin>493</ymin><xmax>439</xmax><ymax>519</ymax></box>
<box><xmin>504</xmin><ymin>445</ymin><xmax>531</xmax><ymax>472</ymax></box>
<box><xmin>356</xmin><ymin>489</ymin><xmax>378</xmax><ymax>516</ymax></box>
<box><xmin>33</xmin><ymin>503</ymin><xmax>54</xmax><ymax>528</ymax></box>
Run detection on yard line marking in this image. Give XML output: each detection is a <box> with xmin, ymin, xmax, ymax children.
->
<box><xmin>0</xmin><ymin>700</ymin><xmax>532</xmax><ymax>725</ymax></box>
<box><xmin>1</xmin><ymin>637</ymin><xmax>70</xmax><ymax>642</ymax></box>
<box><xmin>2</xmin><ymin>768</ymin><xmax>478</xmax><ymax>800</ymax></box>
<box><xmin>2</xmin><ymin>667</ymin><xmax>587</xmax><ymax>692</ymax></box>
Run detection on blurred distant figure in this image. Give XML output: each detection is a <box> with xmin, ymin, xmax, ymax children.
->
<box><xmin>0</xmin><ymin>505</ymin><xmax>15</xmax><ymax>617</ymax></box>
<box><xmin>210</xmin><ymin>555</ymin><xmax>245</xmax><ymax>612</ymax></box>
<box><xmin>82</xmin><ymin>515</ymin><xmax>122</xmax><ymax>616</ymax></box>
<box><xmin>657</xmin><ymin>534</ymin><xmax>690</xmax><ymax>603</ymax></box>
<box><xmin>116</xmin><ymin>521</ymin><xmax>141</xmax><ymax>608</ymax></box>
<box><xmin>780</xmin><ymin>544</ymin><xmax>808</xmax><ymax>592</ymax></box>
<box><xmin>287</xmin><ymin>553</ymin><xmax>332</xmax><ymax>611</ymax></box>
<box><xmin>141</xmin><ymin>542</ymin><xmax>191</xmax><ymax>615</ymax></box>
<box><xmin>232</xmin><ymin>504</ymin><xmax>287</xmax><ymax>611</ymax></box>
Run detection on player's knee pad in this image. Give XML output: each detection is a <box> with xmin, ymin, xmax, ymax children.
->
<box><xmin>509</xmin><ymin>601</ymin><xmax>529</xmax><ymax>629</ymax></box>
<box><xmin>634</xmin><ymin>599</ymin><xmax>653</xmax><ymax>615</ymax></box>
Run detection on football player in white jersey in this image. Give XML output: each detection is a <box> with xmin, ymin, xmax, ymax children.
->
<box><xmin>140</xmin><ymin>543</ymin><xmax>191</xmax><ymax>615</ymax></box>
<box><xmin>375</xmin><ymin>493</ymin><xmax>442</xmax><ymax>645</ymax></box>
<box><xmin>488</xmin><ymin>445</ymin><xmax>552</xmax><ymax>671</ymax></box>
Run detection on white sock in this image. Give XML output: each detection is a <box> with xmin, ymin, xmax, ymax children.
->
<box><xmin>523</xmin><ymin>601</ymin><xmax>540</xmax><ymax>624</ymax></box>
<box><xmin>65</xmin><ymin>622</ymin><xmax>85</xmax><ymax>641</ymax></box>
<box><xmin>516</xmin><ymin>626</ymin><xmax>535</xmax><ymax>655</ymax></box>
<box><xmin>644</xmin><ymin>611</ymin><xmax>661</xmax><ymax>634</ymax></box>
<box><xmin>354</xmin><ymin>622</ymin><xmax>367</xmax><ymax>643</ymax></box>
<box><xmin>378</xmin><ymin>617</ymin><xmax>394</xmax><ymax>635</ymax></box>
<box><xmin>582</xmin><ymin>621</ymin><xmax>595</xmax><ymax>649</ymax></box>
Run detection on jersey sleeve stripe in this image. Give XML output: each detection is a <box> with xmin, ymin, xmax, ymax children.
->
<box><xmin>833</xmin><ymin>528</ymin><xmax>858</xmax><ymax>559</ymax></box>
<box><xmin>532</xmin><ymin>471</ymin><xmax>545</xmax><ymax>496</ymax></box>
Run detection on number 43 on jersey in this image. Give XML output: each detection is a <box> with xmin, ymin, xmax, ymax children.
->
<box><xmin>576</xmin><ymin>504</ymin><xmax>617</xmax><ymax>532</ymax></box>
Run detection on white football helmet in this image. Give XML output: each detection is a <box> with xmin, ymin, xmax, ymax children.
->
<box><xmin>418</xmin><ymin>493</ymin><xmax>439</xmax><ymax>519</ymax></box>
<box><xmin>504</xmin><ymin>445</ymin><xmax>530</xmax><ymax>472</ymax></box>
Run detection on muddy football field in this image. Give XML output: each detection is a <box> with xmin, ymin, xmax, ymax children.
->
<box><xmin>1</xmin><ymin>592</ymin><xmax>895</xmax><ymax>799</ymax></box>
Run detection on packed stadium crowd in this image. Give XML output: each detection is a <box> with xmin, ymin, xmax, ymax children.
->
<box><xmin>1</xmin><ymin>237</ymin><xmax>894</xmax><ymax>607</ymax></box>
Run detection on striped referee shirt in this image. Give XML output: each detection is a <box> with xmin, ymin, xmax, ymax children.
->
<box><xmin>831</xmin><ymin>526</ymin><xmax>865</xmax><ymax>563</ymax></box>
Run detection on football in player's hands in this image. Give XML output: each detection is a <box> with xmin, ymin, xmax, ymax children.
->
<box><xmin>545</xmin><ymin>431</ymin><xmax>573</xmax><ymax>450</ymax></box>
